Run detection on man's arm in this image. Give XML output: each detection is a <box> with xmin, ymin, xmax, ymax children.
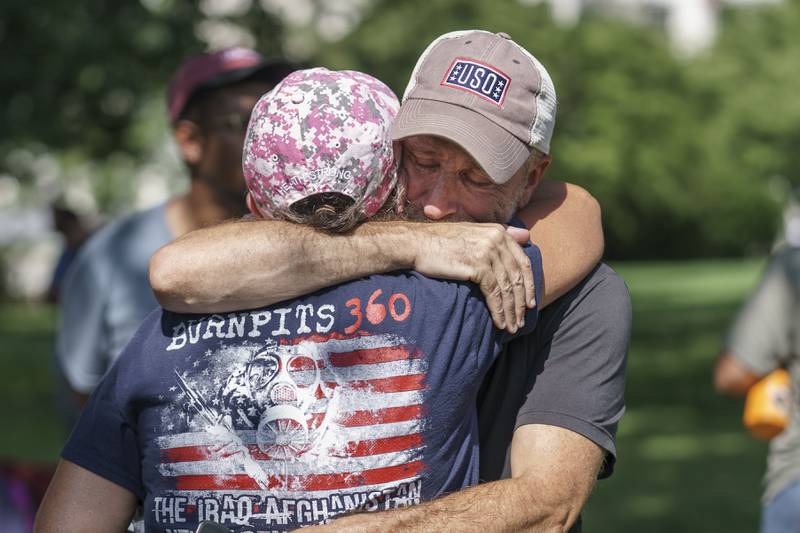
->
<box><xmin>714</xmin><ymin>351</ymin><xmax>761</xmax><ymax>396</ymax></box>
<box><xmin>713</xmin><ymin>249</ymin><xmax>795</xmax><ymax>396</ymax></box>
<box><xmin>479</xmin><ymin>263</ymin><xmax>630</xmax><ymax>485</ymax></box>
<box><xmin>302</xmin><ymin>425</ymin><xmax>602</xmax><ymax>533</ymax></box>
<box><xmin>34</xmin><ymin>459</ymin><xmax>137</xmax><ymax>533</ymax></box>
<box><xmin>520</xmin><ymin>182</ymin><xmax>603</xmax><ymax>307</ymax></box>
<box><xmin>150</xmin><ymin>181</ymin><xmax>603</xmax><ymax>329</ymax></box>
<box><xmin>55</xmin><ymin>240</ymin><xmax>110</xmax><ymax>405</ymax></box>
<box><xmin>151</xmin><ymin>219</ymin><xmax>535</xmax><ymax>331</ymax></box>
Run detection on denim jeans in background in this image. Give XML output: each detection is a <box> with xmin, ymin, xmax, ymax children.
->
<box><xmin>762</xmin><ymin>479</ymin><xmax>800</xmax><ymax>533</ymax></box>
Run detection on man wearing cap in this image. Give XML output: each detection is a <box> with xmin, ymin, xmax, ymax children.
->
<box><xmin>150</xmin><ymin>31</ymin><xmax>629</xmax><ymax>531</ymax></box>
<box><xmin>55</xmin><ymin>47</ymin><xmax>293</xmax><ymax>407</ymax></box>
<box><xmin>37</xmin><ymin>68</ymin><xmax>597</xmax><ymax>533</ymax></box>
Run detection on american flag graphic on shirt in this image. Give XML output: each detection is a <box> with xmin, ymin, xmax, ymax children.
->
<box><xmin>153</xmin><ymin>332</ymin><xmax>427</xmax><ymax>530</ymax></box>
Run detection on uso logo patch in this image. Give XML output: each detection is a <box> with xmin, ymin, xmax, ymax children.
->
<box><xmin>441</xmin><ymin>58</ymin><xmax>510</xmax><ymax>106</ymax></box>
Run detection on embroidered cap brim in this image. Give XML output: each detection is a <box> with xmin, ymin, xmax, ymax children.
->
<box><xmin>393</xmin><ymin>30</ymin><xmax>556</xmax><ymax>184</ymax></box>
<box><xmin>391</xmin><ymin>98</ymin><xmax>530</xmax><ymax>185</ymax></box>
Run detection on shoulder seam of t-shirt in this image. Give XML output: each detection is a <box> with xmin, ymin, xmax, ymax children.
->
<box><xmin>573</xmin><ymin>265</ymin><xmax>629</xmax><ymax>312</ymax></box>
<box><xmin>541</xmin><ymin>263</ymin><xmax>629</xmax><ymax>338</ymax></box>
<box><xmin>554</xmin><ymin>274</ymin><xmax>631</xmax><ymax>352</ymax></box>
<box><xmin>514</xmin><ymin>409</ymin><xmax>617</xmax><ymax>456</ymax></box>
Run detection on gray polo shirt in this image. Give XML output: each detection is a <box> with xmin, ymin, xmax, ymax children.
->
<box><xmin>476</xmin><ymin>263</ymin><xmax>630</xmax><ymax>533</ymax></box>
<box><xmin>56</xmin><ymin>203</ymin><xmax>173</xmax><ymax>393</ymax></box>
<box><xmin>726</xmin><ymin>247</ymin><xmax>800</xmax><ymax>504</ymax></box>
<box><xmin>477</xmin><ymin>263</ymin><xmax>631</xmax><ymax>482</ymax></box>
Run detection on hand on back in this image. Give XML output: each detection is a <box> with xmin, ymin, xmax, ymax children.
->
<box><xmin>411</xmin><ymin>222</ymin><xmax>534</xmax><ymax>333</ymax></box>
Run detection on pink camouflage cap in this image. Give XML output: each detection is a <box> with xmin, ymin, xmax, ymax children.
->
<box><xmin>243</xmin><ymin>68</ymin><xmax>400</xmax><ymax>219</ymax></box>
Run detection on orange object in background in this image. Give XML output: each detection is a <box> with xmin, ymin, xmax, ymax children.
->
<box><xmin>743</xmin><ymin>369</ymin><xmax>791</xmax><ymax>440</ymax></box>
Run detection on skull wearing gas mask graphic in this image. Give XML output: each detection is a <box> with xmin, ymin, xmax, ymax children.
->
<box><xmin>243</xmin><ymin>343</ymin><xmax>331</xmax><ymax>459</ymax></box>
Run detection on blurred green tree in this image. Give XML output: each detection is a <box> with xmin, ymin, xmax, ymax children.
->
<box><xmin>686</xmin><ymin>0</ymin><xmax>800</xmax><ymax>256</ymax></box>
<box><xmin>315</xmin><ymin>0</ymin><xmax>791</xmax><ymax>258</ymax></box>
<box><xmin>0</xmin><ymin>0</ymin><xmax>284</xmax><ymax>209</ymax></box>
<box><xmin>3</xmin><ymin>0</ymin><xmax>797</xmax><ymax>258</ymax></box>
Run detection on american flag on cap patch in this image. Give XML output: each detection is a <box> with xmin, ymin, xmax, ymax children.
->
<box><xmin>440</xmin><ymin>58</ymin><xmax>510</xmax><ymax>106</ymax></box>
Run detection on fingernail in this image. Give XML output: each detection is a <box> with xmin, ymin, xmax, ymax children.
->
<box><xmin>529</xmin><ymin>298</ymin><xmax>536</xmax><ymax>307</ymax></box>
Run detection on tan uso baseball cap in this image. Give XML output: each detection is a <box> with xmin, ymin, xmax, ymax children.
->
<box><xmin>391</xmin><ymin>30</ymin><xmax>556</xmax><ymax>184</ymax></box>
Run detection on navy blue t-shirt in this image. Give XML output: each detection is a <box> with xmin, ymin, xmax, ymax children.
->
<box><xmin>63</xmin><ymin>246</ymin><xmax>542</xmax><ymax>532</ymax></box>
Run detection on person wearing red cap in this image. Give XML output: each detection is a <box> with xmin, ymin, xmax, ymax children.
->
<box><xmin>55</xmin><ymin>47</ymin><xmax>293</xmax><ymax>409</ymax></box>
<box><xmin>148</xmin><ymin>32</ymin><xmax>629</xmax><ymax>532</ymax></box>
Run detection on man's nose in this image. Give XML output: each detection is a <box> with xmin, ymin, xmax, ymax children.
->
<box><xmin>419</xmin><ymin>174</ymin><xmax>458</xmax><ymax>220</ymax></box>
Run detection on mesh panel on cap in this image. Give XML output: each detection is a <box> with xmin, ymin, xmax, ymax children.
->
<box><xmin>514</xmin><ymin>45</ymin><xmax>556</xmax><ymax>154</ymax></box>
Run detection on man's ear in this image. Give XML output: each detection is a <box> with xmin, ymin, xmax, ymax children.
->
<box><xmin>172</xmin><ymin>120</ymin><xmax>205</xmax><ymax>166</ymax></box>
<box><xmin>246</xmin><ymin>192</ymin><xmax>265</xmax><ymax>219</ymax></box>
<box><xmin>391</xmin><ymin>141</ymin><xmax>409</xmax><ymax>215</ymax></box>
<box><xmin>392</xmin><ymin>140</ymin><xmax>406</xmax><ymax>185</ymax></box>
<box><xmin>392</xmin><ymin>141</ymin><xmax>403</xmax><ymax>171</ymax></box>
<box><xmin>517</xmin><ymin>154</ymin><xmax>552</xmax><ymax>209</ymax></box>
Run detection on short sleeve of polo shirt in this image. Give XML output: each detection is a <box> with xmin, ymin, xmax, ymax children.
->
<box><xmin>726</xmin><ymin>249</ymin><xmax>798</xmax><ymax>375</ymax></box>
<box><xmin>519</xmin><ymin>263</ymin><xmax>629</xmax><ymax>474</ymax></box>
<box><xmin>478</xmin><ymin>263</ymin><xmax>631</xmax><ymax>481</ymax></box>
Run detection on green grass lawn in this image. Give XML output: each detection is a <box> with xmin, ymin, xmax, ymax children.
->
<box><xmin>0</xmin><ymin>303</ymin><xmax>67</xmax><ymax>463</ymax></box>
<box><xmin>583</xmin><ymin>258</ymin><xmax>770</xmax><ymax>532</ymax></box>
<box><xmin>0</xmin><ymin>258</ymin><xmax>773</xmax><ymax>531</ymax></box>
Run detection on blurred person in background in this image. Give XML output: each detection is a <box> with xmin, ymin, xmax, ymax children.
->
<box><xmin>781</xmin><ymin>187</ymin><xmax>800</xmax><ymax>248</ymax></box>
<box><xmin>149</xmin><ymin>30</ymin><xmax>630</xmax><ymax>532</ymax></box>
<box><xmin>715</xmin><ymin>246</ymin><xmax>800</xmax><ymax>533</ymax></box>
<box><xmin>55</xmin><ymin>47</ymin><xmax>293</xmax><ymax>409</ymax></box>
<box><xmin>46</xmin><ymin>204</ymin><xmax>92</xmax><ymax>304</ymax></box>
